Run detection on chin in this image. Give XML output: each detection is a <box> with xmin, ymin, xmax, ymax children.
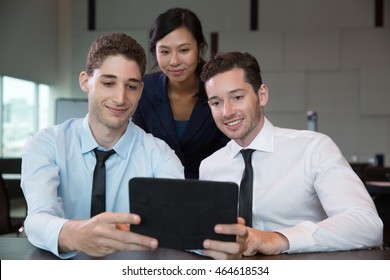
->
<box><xmin>224</xmin><ymin>130</ymin><xmax>243</xmax><ymax>140</ymax></box>
<box><xmin>221</xmin><ymin>132</ymin><xmax>235</xmax><ymax>139</ymax></box>
<box><xmin>106</xmin><ymin>118</ymin><xmax>129</xmax><ymax>129</ymax></box>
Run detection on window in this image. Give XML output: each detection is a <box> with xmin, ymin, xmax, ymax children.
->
<box><xmin>0</xmin><ymin>75</ymin><xmax>50</xmax><ymax>158</ymax></box>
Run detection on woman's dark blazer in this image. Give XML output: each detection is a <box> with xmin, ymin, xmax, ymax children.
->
<box><xmin>132</xmin><ymin>71</ymin><xmax>229</xmax><ymax>179</ymax></box>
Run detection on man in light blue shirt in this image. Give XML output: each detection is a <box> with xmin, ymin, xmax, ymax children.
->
<box><xmin>20</xmin><ymin>32</ymin><xmax>185</xmax><ymax>259</ymax></box>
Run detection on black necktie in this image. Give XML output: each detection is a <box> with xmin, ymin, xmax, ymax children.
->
<box><xmin>91</xmin><ymin>148</ymin><xmax>116</xmax><ymax>217</ymax></box>
<box><xmin>239</xmin><ymin>149</ymin><xmax>255</xmax><ymax>227</ymax></box>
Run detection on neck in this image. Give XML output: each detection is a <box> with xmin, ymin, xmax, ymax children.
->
<box><xmin>88</xmin><ymin>118</ymin><xmax>126</xmax><ymax>149</ymax></box>
<box><xmin>168</xmin><ymin>75</ymin><xmax>199</xmax><ymax>96</ymax></box>
<box><xmin>236</xmin><ymin>116</ymin><xmax>266</xmax><ymax>148</ymax></box>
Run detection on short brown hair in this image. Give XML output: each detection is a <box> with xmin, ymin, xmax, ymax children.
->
<box><xmin>201</xmin><ymin>51</ymin><xmax>262</xmax><ymax>93</ymax></box>
<box><xmin>86</xmin><ymin>32</ymin><xmax>147</xmax><ymax>76</ymax></box>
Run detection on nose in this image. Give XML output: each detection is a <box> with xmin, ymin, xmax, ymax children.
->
<box><xmin>112</xmin><ymin>85</ymin><xmax>126</xmax><ymax>105</ymax></box>
<box><xmin>170</xmin><ymin>52</ymin><xmax>180</xmax><ymax>65</ymax></box>
<box><xmin>223</xmin><ymin>101</ymin><xmax>235</xmax><ymax>117</ymax></box>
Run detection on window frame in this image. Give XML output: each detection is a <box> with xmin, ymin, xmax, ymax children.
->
<box><xmin>0</xmin><ymin>75</ymin><xmax>50</xmax><ymax>158</ymax></box>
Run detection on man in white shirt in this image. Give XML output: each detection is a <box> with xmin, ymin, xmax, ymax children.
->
<box><xmin>199</xmin><ymin>51</ymin><xmax>383</xmax><ymax>256</ymax></box>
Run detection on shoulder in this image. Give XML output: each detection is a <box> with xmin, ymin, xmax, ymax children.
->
<box><xmin>201</xmin><ymin>142</ymin><xmax>231</xmax><ymax>165</ymax></box>
<box><xmin>34</xmin><ymin>118</ymin><xmax>82</xmax><ymax>139</ymax></box>
<box><xmin>199</xmin><ymin>142</ymin><xmax>233</xmax><ymax>179</ymax></box>
<box><xmin>275</xmin><ymin>126</ymin><xmax>331</xmax><ymax>143</ymax></box>
<box><xmin>140</xmin><ymin>72</ymin><xmax>166</xmax><ymax>101</ymax></box>
<box><xmin>273</xmin><ymin>126</ymin><xmax>341</xmax><ymax>156</ymax></box>
<box><xmin>131</xmin><ymin>123</ymin><xmax>172</xmax><ymax>150</ymax></box>
<box><xmin>24</xmin><ymin>118</ymin><xmax>83</xmax><ymax>154</ymax></box>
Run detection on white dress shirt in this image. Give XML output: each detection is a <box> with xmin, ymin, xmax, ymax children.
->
<box><xmin>200</xmin><ymin>118</ymin><xmax>383</xmax><ymax>253</ymax></box>
<box><xmin>21</xmin><ymin>115</ymin><xmax>184</xmax><ymax>258</ymax></box>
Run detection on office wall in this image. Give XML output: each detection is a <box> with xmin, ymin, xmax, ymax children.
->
<box><xmin>0</xmin><ymin>0</ymin><xmax>58</xmax><ymax>84</ymax></box>
<box><xmin>0</xmin><ymin>0</ymin><xmax>389</xmax><ymax>164</ymax></box>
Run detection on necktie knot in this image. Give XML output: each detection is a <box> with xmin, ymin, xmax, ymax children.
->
<box><xmin>240</xmin><ymin>149</ymin><xmax>255</xmax><ymax>163</ymax></box>
<box><xmin>94</xmin><ymin>148</ymin><xmax>115</xmax><ymax>163</ymax></box>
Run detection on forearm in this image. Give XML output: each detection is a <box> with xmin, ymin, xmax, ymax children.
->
<box><xmin>278</xmin><ymin>214</ymin><xmax>383</xmax><ymax>254</ymax></box>
<box><xmin>23</xmin><ymin>212</ymin><xmax>72</xmax><ymax>258</ymax></box>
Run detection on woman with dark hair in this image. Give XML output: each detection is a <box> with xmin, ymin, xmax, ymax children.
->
<box><xmin>132</xmin><ymin>8</ymin><xmax>228</xmax><ymax>179</ymax></box>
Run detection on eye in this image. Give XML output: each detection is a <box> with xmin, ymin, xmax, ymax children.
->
<box><xmin>232</xmin><ymin>95</ymin><xmax>243</xmax><ymax>101</ymax></box>
<box><xmin>126</xmin><ymin>84</ymin><xmax>138</xmax><ymax>90</ymax></box>
<box><xmin>159</xmin><ymin>50</ymin><xmax>169</xmax><ymax>55</ymax></box>
<box><xmin>103</xmin><ymin>82</ymin><xmax>114</xmax><ymax>87</ymax></box>
<box><xmin>209</xmin><ymin>100</ymin><xmax>221</xmax><ymax>107</ymax></box>
<box><xmin>180</xmin><ymin>48</ymin><xmax>190</xmax><ymax>54</ymax></box>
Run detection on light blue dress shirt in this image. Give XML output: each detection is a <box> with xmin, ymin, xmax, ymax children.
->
<box><xmin>21</xmin><ymin>115</ymin><xmax>184</xmax><ymax>258</ymax></box>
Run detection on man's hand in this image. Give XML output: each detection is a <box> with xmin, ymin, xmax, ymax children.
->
<box><xmin>244</xmin><ymin>227</ymin><xmax>289</xmax><ymax>256</ymax></box>
<box><xmin>202</xmin><ymin>217</ymin><xmax>248</xmax><ymax>260</ymax></box>
<box><xmin>58</xmin><ymin>212</ymin><xmax>158</xmax><ymax>257</ymax></box>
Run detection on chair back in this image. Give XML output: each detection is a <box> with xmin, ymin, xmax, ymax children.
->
<box><xmin>0</xmin><ymin>173</ymin><xmax>14</xmax><ymax>234</ymax></box>
<box><xmin>0</xmin><ymin>158</ymin><xmax>25</xmax><ymax>235</ymax></box>
<box><xmin>362</xmin><ymin>166</ymin><xmax>390</xmax><ymax>182</ymax></box>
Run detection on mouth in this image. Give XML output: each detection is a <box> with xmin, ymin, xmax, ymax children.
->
<box><xmin>107</xmin><ymin>106</ymin><xmax>128</xmax><ymax>115</ymax></box>
<box><xmin>225</xmin><ymin>119</ymin><xmax>243</xmax><ymax>127</ymax></box>
<box><xmin>169</xmin><ymin>69</ymin><xmax>184</xmax><ymax>76</ymax></box>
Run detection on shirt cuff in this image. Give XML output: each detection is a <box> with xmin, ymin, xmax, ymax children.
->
<box><xmin>275</xmin><ymin>221</ymin><xmax>317</xmax><ymax>253</ymax></box>
<box><xmin>57</xmin><ymin>250</ymin><xmax>79</xmax><ymax>259</ymax></box>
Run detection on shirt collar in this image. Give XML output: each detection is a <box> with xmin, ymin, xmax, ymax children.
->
<box><xmin>81</xmin><ymin>114</ymin><xmax>97</xmax><ymax>154</ymax></box>
<box><xmin>112</xmin><ymin>121</ymin><xmax>136</xmax><ymax>159</ymax></box>
<box><xmin>228</xmin><ymin>117</ymin><xmax>275</xmax><ymax>159</ymax></box>
<box><xmin>80</xmin><ymin>113</ymin><xmax>135</xmax><ymax>159</ymax></box>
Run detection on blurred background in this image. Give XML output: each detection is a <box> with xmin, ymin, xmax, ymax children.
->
<box><xmin>0</xmin><ymin>0</ymin><xmax>389</xmax><ymax>164</ymax></box>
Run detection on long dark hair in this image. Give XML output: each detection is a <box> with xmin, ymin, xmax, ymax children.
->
<box><xmin>149</xmin><ymin>7</ymin><xmax>208</xmax><ymax>74</ymax></box>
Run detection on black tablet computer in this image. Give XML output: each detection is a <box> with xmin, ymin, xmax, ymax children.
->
<box><xmin>129</xmin><ymin>177</ymin><xmax>238</xmax><ymax>251</ymax></box>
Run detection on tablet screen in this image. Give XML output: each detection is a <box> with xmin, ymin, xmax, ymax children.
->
<box><xmin>129</xmin><ymin>177</ymin><xmax>238</xmax><ymax>250</ymax></box>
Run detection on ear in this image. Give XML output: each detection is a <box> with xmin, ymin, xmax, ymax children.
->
<box><xmin>258</xmin><ymin>84</ymin><xmax>269</xmax><ymax>107</ymax></box>
<box><xmin>79</xmin><ymin>71</ymin><xmax>89</xmax><ymax>93</ymax></box>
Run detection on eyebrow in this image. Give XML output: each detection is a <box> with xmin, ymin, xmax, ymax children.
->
<box><xmin>157</xmin><ymin>42</ymin><xmax>192</xmax><ymax>49</ymax></box>
<box><xmin>100</xmin><ymin>74</ymin><xmax>142</xmax><ymax>83</ymax></box>
<box><xmin>229</xmin><ymin>89</ymin><xmax>245</xmax><ymax>94</ymax></box>
<box><xmin>208</xmin><ymin>88</ymin><xmax>245</xmax><ymax>100</ymax></box>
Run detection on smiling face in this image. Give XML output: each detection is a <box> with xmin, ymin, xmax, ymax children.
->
<box><xmin>205</xmin><ymin>68</ymin><xmax>269</xmax><ymax>147</ymax></box>
<box><xmin>155</xmin><ymin>26</ymin><xmax>199</xmax><ymax>84</ymax></box>
<box><xmin>80</xmin><ymin>54</ymin><xmax>143</xmax><ymax>136</ymax></box>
